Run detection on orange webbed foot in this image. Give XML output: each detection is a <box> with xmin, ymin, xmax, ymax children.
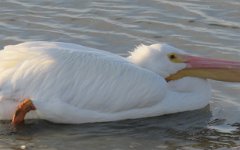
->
<box><xmin>11</xmin><ymin>98</ymin><xmax>36</xmax><ymax>126</ymax></box>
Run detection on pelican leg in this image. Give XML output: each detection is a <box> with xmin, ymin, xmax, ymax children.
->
<box><xmin>11</xmin><ymin>98</ymin><xmax>36</xmax><ymax>126</ymax></box>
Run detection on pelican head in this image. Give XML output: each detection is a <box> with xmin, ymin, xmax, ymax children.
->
<box><xmin>128</xmin><ymin>44</ymin><xmax>240</xmax><ymax>82</ymax></box>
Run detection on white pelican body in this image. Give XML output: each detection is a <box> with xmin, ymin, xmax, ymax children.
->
<box><xmin>0</xmin><ymin>42</ymin><xmax>239</xmax><ymax>124</ymax></box>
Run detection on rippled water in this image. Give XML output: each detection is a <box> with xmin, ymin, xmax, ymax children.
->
<box><xmin>0</xmin><ymin>0</ymin><xmax>240</xmax><ymax>149</ymax></box>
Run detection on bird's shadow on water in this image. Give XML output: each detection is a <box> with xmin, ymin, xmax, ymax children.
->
<box><xmin>0</xmin><ymin>106</ymin><xmax>212</xmax><ymax>139</ymax></box>
<box><xmin>3</xmin><ymin>106</ymin><xmax>240</xmax><ymax>149</ymax></box>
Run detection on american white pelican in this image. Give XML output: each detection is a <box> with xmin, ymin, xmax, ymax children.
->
<box><xmin>0</xmin><ymin>42</ymin><xmax>239</xmax><ymax>126</ymax></box>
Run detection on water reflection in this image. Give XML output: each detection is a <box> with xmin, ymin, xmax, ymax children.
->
<box><xmin>0</xmin><ymin>107</ymin><xmax>212</xmax><ymax>149</ymax></box>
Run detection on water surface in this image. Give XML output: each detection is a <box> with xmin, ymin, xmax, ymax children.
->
<box><xmin>0</xmin><ymin>0</ymin><xmax>240</xmax><ymax>149</ymax></box>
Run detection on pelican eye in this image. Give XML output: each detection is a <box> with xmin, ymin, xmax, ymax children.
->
<box><xmin>169</xmin><ymin>54</ymin><xmax>176</xmax><ymax>60</ymax></box>
<box><xmin>168</xmin><ymin>53</ymin><xmax>182</xmax><ymax>63</ymax></box>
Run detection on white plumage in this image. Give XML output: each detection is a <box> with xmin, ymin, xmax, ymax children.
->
<box><xmin>0</xmin><ymin>42</ymin><xmax>211</xmax><ymax>123</ymax></box>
